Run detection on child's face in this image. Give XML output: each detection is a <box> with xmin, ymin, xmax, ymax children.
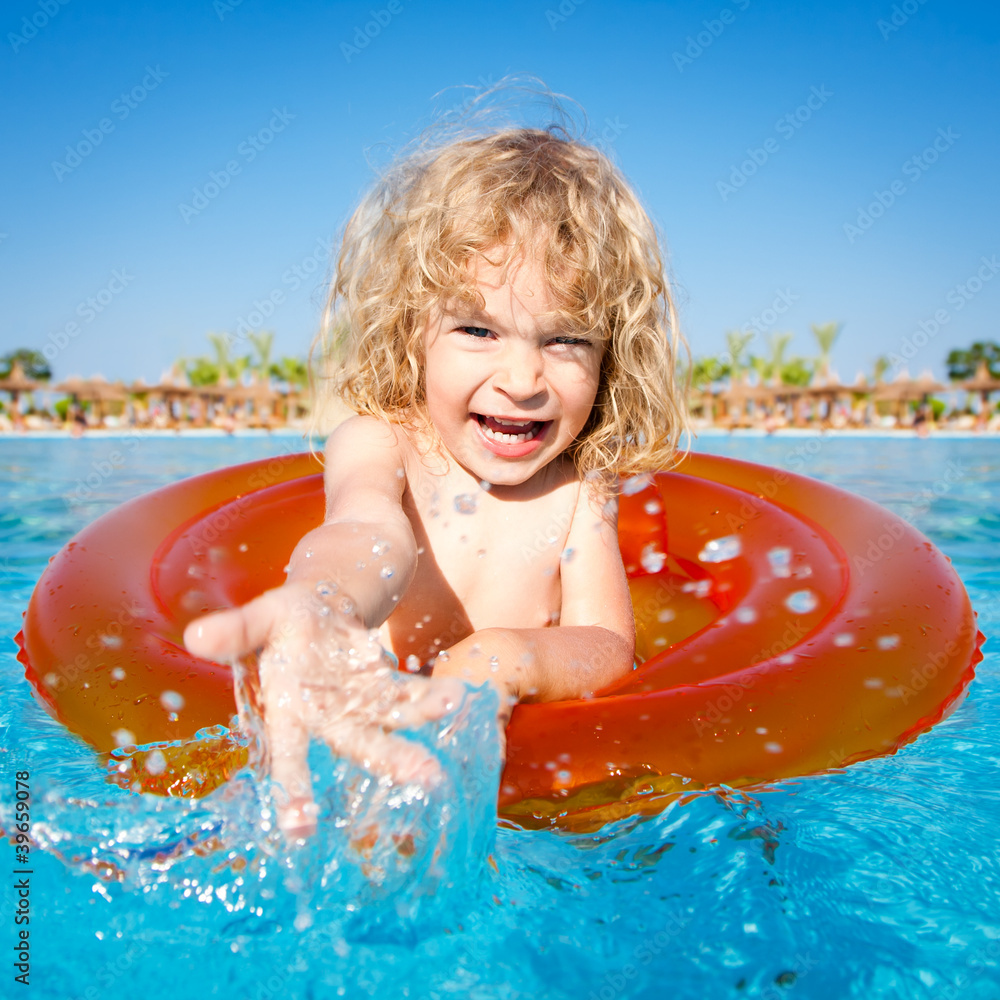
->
<box><xmin>422</xmin><ymin>249</ymin><xmax>603</xmax><ymax>488</ymax></box>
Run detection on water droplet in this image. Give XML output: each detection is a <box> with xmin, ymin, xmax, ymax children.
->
<box><xmin>110</xmin><ymin>667</ymin><xmax>126</xmax><ymax>682</ymax></box>
<box><xmin>160</xmin><ymin>690</ymin><xmax>185</xmax><ymax>713</ymax></box>
<box><xmin>316</xmin><ymin>580</ymin><xmax>339</xmax><ymax>598</ymax></box>
<box><xmin>100</xmin><ymin>634</ymin><xmax>123</xmax><ymax>649</ymax></box>
<box><xmin>784</xmin><ymin>589</ymin><xmax>818</xmax><ymax>614</ymax></box>
<box><xmin>555</xmin><ymin>769</ymin><xmax>572</xmax><ymax>783</ymax></box>
<box><xmin>622</xmin><ymin>473</ymin><xmax>654</xmax><ymax>496</ymax></box>
<box><xmin>489</xmin><ymin>655</ymin><xmax>500</xmax><ymax>673</ymax></box>
<box><xmin>876</xmin><ymin>634</ymin><xmax>900</xmax><ymax>650</ymax></box>
<box><xmin>767</xmin><ymin>547</ymin><xmax>793</xmax><ymax>578</ymax></box>
<box><xmin>304</xmin><ymin>548</ymin><xmax>314</xmax><ymax>559</ymax></box>
<box><xmin>380</xmin><ymin>564</ymin><xmax>395</xmax><ymax>579</ymax></box>
<box><xmin>764</xmin><ymin>742</ymin><xmax>783</xmax><ymax>754</ymax></box>
<box><xmin>834</xmin><ymin>632</ymin><xmax>855</xmax><ymax>647</ymax></box>
<box><xmin>755</xmin><ymin>727</ymin><xmax>768</xmax><ymax>735</ymax></box>
<box><xmin>656</xmin><ymin>608</ymin><xmax>676</xmax><ymax>623</ymax></box>
<box><xmin>404</xmin><ymin>654</ymin><xmax>421</xmax><ymax>673</ymax></box>
<box><xmin>112</xmin><ymin>728</ymin><xmax>135</xmax><ymax>748</ymax></box>
<box><xmin>145</xmin><ymin>749</ymin><xmax>167</xmax><ymax>775</ymax></box>
<box><xmin>454</xmin><ymin>493</ymin><xmax>477</xmax><ymax>514</ymax></box>
<box><xmin>238</xmin><ymin>542</ymin><xmax>249</xmax><ymax>553</ymax></box>
<box><xmin>864</xmin><ymin>677</ymin><xmax>884</xmax><ymax>689</ymax></box>
<box><xmin>477</xmin><ymin>548</ymin><xmax>486</xmax><ymax>558</ymax></box>
<box><xmin>777</xmin><ymin>653</ymin><xmax>796</xmax><ymax>665</ymax></box>
<box><xmin>698</xmin><ymin>535</ymin><xmax>742</xmax><ymax>563</ymax></box>
<box><xmin>44</xmin><ymin>672</ymin><xmax>59</xmax><ymax>688</ymax></box>
<box><xmin>560</xmin><ymin>547</ymin><xmax>576</xmax><ymax>563</ymax></box>
<box><xmin>479</xmin><ymin>480</ymin><xmax>492</xmax><ymax>492</ymax></box>
<box><xmin>372</xmin><ymin>539</ymin><xmax>390</xmax><ymax>557</ymax></box>
<box><xmin>682</xmin><ymin>579</ymin><xmax>712</xmax><ymax>599</ymax></box>
<box><xmin>180</xmin><ymin>589</ymin><xmax>207</xmax><ymax>612</ymax></box>
<box><xmin>735</xmin><ymin>606</ymin><xmax>757</xmax><ymax>624</ymax></box>
<box><xmin>643</xmin><ymin>498</ymin><xmax>662</xmax><ymax>515</ymax></box>
<box><xmin>640</xmin><ymin>543</ymin><xmax>666</xmax><ymax>574</ymax></box>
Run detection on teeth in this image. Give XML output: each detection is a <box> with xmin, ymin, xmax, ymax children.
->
<box><xmin>481</xmin><ymin>422</ymin><xmax>540</xmax><ymax>444</ymax></box>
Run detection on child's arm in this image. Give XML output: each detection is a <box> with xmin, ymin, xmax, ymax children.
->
<box><xmin>184</xmin><ymin>417</ymin><xmax>454</xmax><ymax>835</ymax></box>
<box><xmin>433</xmin><ymin>480</ymin><xmax>635</xmax><ymax>718</ymax></box>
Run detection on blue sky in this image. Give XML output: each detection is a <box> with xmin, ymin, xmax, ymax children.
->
<box><xmin>2</xmin><ymin>0</ymin><xmax>998</xmax><ymax>384</ymax></box>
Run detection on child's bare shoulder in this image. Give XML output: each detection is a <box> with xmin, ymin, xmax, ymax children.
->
<box><xmin>322</xmin><ymin>416</ymin><xmax>410</xmax><ymax>511</ymax></box>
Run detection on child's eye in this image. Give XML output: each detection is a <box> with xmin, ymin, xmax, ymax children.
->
<box><xmin>549</xmin><ymin>336</ymin><xmax>592</xmax><ymax>347</ymax></box>
<box><xmin>461</xmin><ymin>326</ymin><xmax>494</xmax><ymax>339</ymax></box>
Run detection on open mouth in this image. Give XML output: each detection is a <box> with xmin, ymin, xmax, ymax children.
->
<box><xmin>475</xmin><ymin>414</ymin><xmax>549</xmax><ymax>445</ymax></box>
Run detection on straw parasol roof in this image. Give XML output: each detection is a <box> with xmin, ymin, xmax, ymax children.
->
<box><xmin>872</xmin><ymin>370</ymin><xmax>945</xmax><ymax>402</ymax></box>
<box><xmin>53</xmin><ymin>375</ymin><xmax>130</xmax><ymax>402</ymax></box>
<box><xmin>0</xmin><ymin>361</ymin><xmax>42</xmax><ymax>395</ymax></box>
<box><xmin>957</xmin><ymin>360</ymin><xmax>1000</xmax><ymax>396</ymax></box>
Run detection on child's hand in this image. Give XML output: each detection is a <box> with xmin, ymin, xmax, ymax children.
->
<box><xmin>183</xmin><ymin>582</ymin><xmax>462</xmax><ymax>838</ymax></box>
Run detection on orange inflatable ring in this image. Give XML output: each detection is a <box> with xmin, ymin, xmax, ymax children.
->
<box><xmin>16</xmin><ymin>451</ymin><xmax>982</xmax><ymax>830</ymax></box>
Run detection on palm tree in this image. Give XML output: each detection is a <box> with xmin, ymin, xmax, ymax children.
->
<box><xmin>810</xmin><ymin>322</ymin><xmax>842</xmax><ymax>380</ymax></box>
<box><xmin>766</xmin><ymin>332</ymin><xmax>793</xmax><ymax>384</ymax></box>
<box><xmin>208</xmin><ymin>333</ymin><xmax>249</xmax><ymax>385</ymax></box>
<box><xmin>946</xmin><ymin>340</ymin><xmax>1000</xmax><ymax>380</ymax></box>
<box><xmin>182</xmin><ymin>356</ymin><xmax>222</xmax><ymax>388</ymax></box>
<box><xmin>724</xmin><ymin>330</ymin><xmax>754</xmax><ymax>383</ymax></box>
<box><xmin>0</xmin><ymin>349</ymin><xmax>51</xmax><ymax>381</ymax></box>
<box><xmin>778</xmin><ymin>357</ymin><xmax>814</xmax><ymax>387</ymax></box>
<box><xmin>872</xmin><ymin>355</ymin><xmax>890</xmax><ymax>384</ymax></box>
<box><xmin>269</xmin><ymin>356</ymin><xmax>309</xmax><ymax>390</ymax></box>
<box><xmin>247</xmin><ymin>331</ymin><xmax>275</xmax><ymax>384</ymax></box>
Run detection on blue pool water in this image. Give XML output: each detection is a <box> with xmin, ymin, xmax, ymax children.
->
<box><xmin>1</xmin><ymin>432</ymin><xmax>998</xmax><ymax>999</ymax></box>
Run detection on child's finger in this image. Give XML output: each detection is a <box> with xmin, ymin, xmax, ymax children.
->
<box><xmin>384</xmin><ymin>676</ymin><xmax>468</xmax><ymax>730</ymax></box>
<box><xmin>183</xmin><ymin>592</ymin><xmax>283</xmax><ymax>660</ymax></box>
<box><xmin>262</xmin><ymin>674</ymin><xmax>316</xmax><ymax>838</ymax></box>
<box><xmin>322</xmin><ymin>719</ymin><xmax>442</xmax><ymax>789</ymax></box>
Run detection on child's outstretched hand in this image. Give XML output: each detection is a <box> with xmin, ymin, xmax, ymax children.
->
<box><xmin>183</xmin><ymin>581</ymin><xmax>463</xmax><ymax>839</ymax></box>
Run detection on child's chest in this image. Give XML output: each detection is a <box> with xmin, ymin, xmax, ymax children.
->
<box><xmin>383</xmin><ymin>466</ymin><xmax>580</xmax><ymax>663</ymax></box>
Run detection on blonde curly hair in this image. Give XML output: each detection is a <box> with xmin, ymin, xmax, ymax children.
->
<box><xmin>320</xmin><ymin>126</ymin><xmax>689</xmax><ymax>478</ymax></box>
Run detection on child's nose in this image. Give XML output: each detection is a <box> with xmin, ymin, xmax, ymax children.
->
<box><xmin>494</xmin><ymin>345</ymin><xmax>545</xmax><ymax>400</ymax></box>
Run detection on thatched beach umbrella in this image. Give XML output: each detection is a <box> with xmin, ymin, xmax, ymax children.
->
<box><xmin>957</xmin><ymin>359</ymin><xmax>1000</xmax><ymax>409</ymax></box>
<box><xmin>54</xmin><ymin>376</ymin><xmax>131</xmax><ymax>424</ymax></box>
<box><xmin>871</xmin><ymin>371</ymin><xmax>945</xmax><ymax>424</ymax></box>
<box><xmin>0</xmin><ymin>361</ymin><xmax>41</xmax><ymax>421</ymax></box>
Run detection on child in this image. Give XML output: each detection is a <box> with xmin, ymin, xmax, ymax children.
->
<box><xmin>184</xmin><ymin>126</ymin><xmax>688</xmax><ymax>836</ymax></box>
